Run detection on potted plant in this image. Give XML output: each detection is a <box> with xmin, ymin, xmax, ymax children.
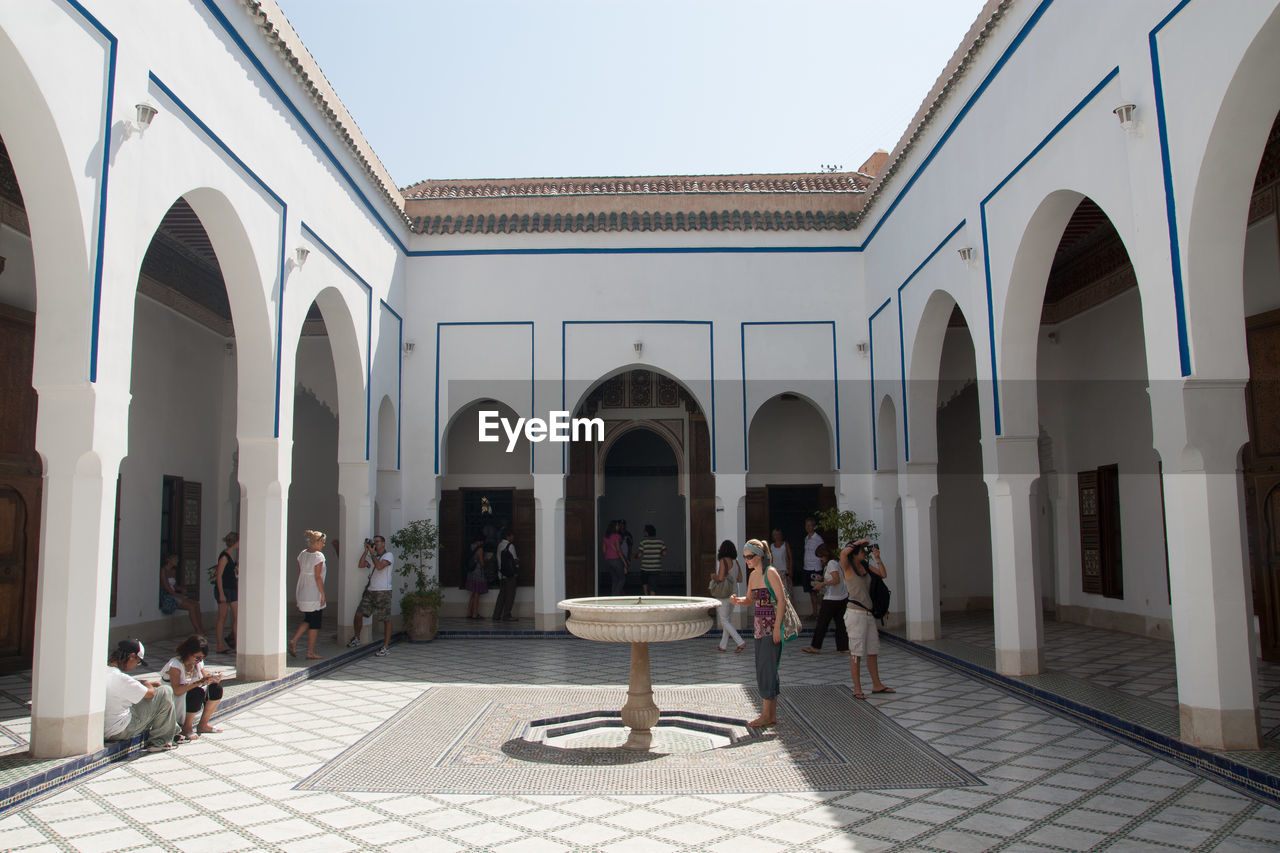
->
<box><xmin>812</xmin><ymin>507</ymin><xmax>878</xmax><ymax>552</ymax></box>
<box><xmin>391</xmin><ymin>519</ymin><xmax>443</xmax><ymax>641</ymax></box>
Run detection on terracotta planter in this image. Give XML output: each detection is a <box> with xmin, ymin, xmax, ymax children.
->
<box><xmin>405</xmin><ymin>607</ymin><xmax>438</xmax><ymax>641</ymax></box>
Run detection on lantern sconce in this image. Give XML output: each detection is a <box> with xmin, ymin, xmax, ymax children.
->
<box><xmin>403</xmin><ymin>341</ymin><xmax>416</xmax><ymax>356</ymax></box>
<box><xmin>293</xmin><ymin>246</ymin><xmax>310</xmax><ymax>268</ymax></box>
<box><xmin>633</xmin><ymin>340</ymin><xmax>644</xmax><ymax>358</ymax></box>
<box><xmin>1113</xmin><ymin>103</ymin><xmax>1139</xmax><ymax>135</ymax></box>
<box><xmin>127</xmin><ymin>102</ymin><xmax>158</xmax><ymax>137</ymax></box>
<box><xmin>957</xmin><ymin>246</ymin><xmax>975</xmax><ymax>266</ymax></box>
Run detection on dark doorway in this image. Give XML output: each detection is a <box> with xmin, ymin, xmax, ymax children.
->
<box><xmin>599</xmin><ymin>429</ymin><xmax>684</xmax><ymax>594</ymax></box>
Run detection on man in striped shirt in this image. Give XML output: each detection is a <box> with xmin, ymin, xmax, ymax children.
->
<box><xmin>635</xmin><ymin>524</ymin><xmax>667</xmax><ymax>596</ymax></box>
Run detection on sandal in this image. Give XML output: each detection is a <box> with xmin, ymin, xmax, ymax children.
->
<box><xmin>802</xmin><ymin>647</ymin><xmax>820</xmax><ymax>655</ymax></box>
<box><xmin>287</xmin><ymin>644</ymin><xmax>297</xmax><ymax>658</ymax></box>
<box><xmin>853</xmin><ymin>692</ymin><xmax>867</xmax><ymax>700</ymax></box>
<box><xmin>872</xmin><ymin>687</ymin><xmax>896</xmax><ymax>694</ymax></box>
<box><xmin>735</xmin><ymin>643</ymin><xmax>745</xmax><ymax>654</ymax></box>
<box><xmin>715</xmin><ymin>647</ymin><xmax>727</xmax><ymax>653</ymax></box>
<box><xmin>196</xmin><ymin>726</ymin><xmax>222</xmax><ymax>734</ymax></box>
<box><xmin>174</xmin><ymin>732</ymin><xmax>196</xmax><ymax>743</ymax></box>
<box><xmin>305</xmin><ymin>654</ymin><xmax>323</xmax><ymax>660</ymax></box>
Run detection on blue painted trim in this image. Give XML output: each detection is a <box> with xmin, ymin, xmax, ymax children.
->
<box><xmin>1149</xmin><ymin>0</ymin><xmax>1196</xmax><ymax>377</ymax></box>
<box><xmin>868</xmin><ymin>298</ymin><xmax>893</xmax><ymax>470</ymax></box>
<box><xmin>739</xmin><ymin>321</ymin><xmax>840</xmax><ymax>471</ymax></box>
<box><xmin>148</xmin><ymin>73</ymin><xmax>290</xmax><ymax>436</ymax></box>
<box><xmin>978</xmin><ymin>69</ymin><xmax>1118</xmax><ymax>436</ymax></box>
<box><xmin>197</xmin><ymin>0</ymin><xmax>409</xmax><ymax>254</ymax></box>
<box><xmin>561</xmin><ymin>320</ymin><xmax>716</xmax><ymax>474</ymax></box>
<box><xmin>894</xmin><ymin>220</ymin><xmax>967</xmax><ymax>464</ymax></box>
<box><xmin>410</xmin><ymin>245</ymin><xmax>860</xmax><ymax>258</ymax></box>
<box><xmin>300</xmin><ymin>222</ymin><xmax>375</xmax><ymax>460</ymax></box>
<box><xmin>433</xmin><ymin>321</ymin><xmax>535</xmax><ymax>476</ymax></box>
<box><xmin>379</xmin><ymin>300</ymin><xmax>404</xmax><ymax>470</ymax></box>
<box><xmin>61</xmin><ymin>0</ymin><xmax>117</xmax><ymax>383</ymax></box>
<box><xmin>858</xmin><ymin>0</ymin><xmax>1056</xmax><ymax>250</ymax></box>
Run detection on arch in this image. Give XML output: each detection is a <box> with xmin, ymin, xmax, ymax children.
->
<box><xmin>1183</xmin><ymin>3</ymin><xmax>1280</xmax><ymax>381</ymax></box>
<box><xmin>999</xmin><ymin>190</ymin><xmax>1088</xmax><ymax>436</ymax></box>
<box><xmin>600</xmin><ymin>419</ymin><xmax>686</xmax><ymax>484</ymax></box>
<box><xmin>0</xmin><ymin>27</ymin><xmax>93</xmax><ymax>387</ymax></box>
<box><xmin>877</xmin><ymin>394</ymin><xmax>899</xmax><ymax>472</ymax></box>
<box><xmin>301</xmin><ymin>285</ymin><xmax>368</xmax><ymax>464</ymax></box>
<box><xmin>745</xmin><ymin>392</ymin><xmax>835</xmax><ymax>474</ymax></box>
<box><xmin>906</xmin><ymin>288</ymin><xmax>973</xmax><ymax>463</ymax></box>
<box><xmin>567</xmin><ymin>362</ymin><xmax>713</xmax><ymax>426</ymax></box>
<box><xmin>377</xmin><ymin>394</ymin><xmax>397</xmax><ymax>471</ymax></box>
<box><xmin>441</xmin><ymin>397</ymin><xmax>531</xmax><ymax>477</ymax></box>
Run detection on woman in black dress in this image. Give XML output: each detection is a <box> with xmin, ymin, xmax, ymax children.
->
<box><xmin>213</xmin><ymin>532</ymin><xmax>239</xmax><ymax>653</ymax></box>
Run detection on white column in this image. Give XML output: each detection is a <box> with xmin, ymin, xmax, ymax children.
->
<box><xmin>29</xmin><ymin>385</ymin><xmax>129</xmax><ymax>757</ymax></box>
<box><xmin>337</xmin><ymin>461</ymin><xmax>374</xmax><ymax>644</ymax></box>
<box><xmin>901</xmin><ymin>462</ymin><xmax>940</xmax><ymax>642</ymax></box>
<box><xmin>715</xmin><ymin>473</ymin><xmax>746</xmax><ymax>553</ymax></box>
<box><xmin>236</xmin><ymin>437</ymin><xmax>292</xmax><ymax>681</ymax></box>
<box><xmin>1151</xmin><ymin>380</ymin><xmax>1259</xmax><ymax>749</ymax></box>
<box><xmin>532</xmin><ymin>473</ymin><xmax>567</xmax><ymax>630</ymax></box>
<box><xmin>985</xmin><ymin>436</ymin><xmax>1043</xmax><ymax>676</ymax></box>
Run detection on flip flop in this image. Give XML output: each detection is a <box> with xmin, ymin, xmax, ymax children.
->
<box><xmin>715</xmin><ymin>647</ymin><xmax>727</xmax><ymax>652</ymax></box>
<box><xmin>872</xmin><ymin>687</ymin><xmax>896</xmax><ymax>694</ymax></box>
<box><xmin>735</xmin><ymin>644</ymin><xmax>746</xmax><ymax>654</ymax></box>
<box><xmin>801</xmin><ymin>647</ymin><xmax>820</xmax><ymax>655</ymax></box>
<box><xmin>287</xmin><ymin>645</ymin><xmax>297</xmax><ymax>658</ymax></box>
<box><xmin>853</xmin><ymin>692</ymin><xmax>867</xmax><ymax>700</ymax></box>
<box><xmin>305</xmin><ymin>654</ymin><xmax>323</xmax><ymax>660</ymax></box>
<box><xmin>196</xmin><ymin>726</ymin><xmax>222</xmax><ymax>734</ymax></box>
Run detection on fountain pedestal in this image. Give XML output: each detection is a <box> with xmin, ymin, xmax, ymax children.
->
<box><xmin>558</xmin><ymin>596</ymin><xmax>719</xmax><ymax>751</ymax></box>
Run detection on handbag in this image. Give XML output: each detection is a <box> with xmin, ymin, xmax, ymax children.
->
<box><xmin>766</xmin><ymin>573</ymin><xmax>802</xmax><ymax>641</ymax></box>
<box><xmin>708</xmin><ymin>573</ymin><xmax>732</xmax><ymax>598</ymax></box>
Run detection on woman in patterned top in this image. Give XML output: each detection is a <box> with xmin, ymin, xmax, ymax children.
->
<box><xmin>729</xmin><ymin>538</ymin><xmax>785</xmax><ymax>728</ymax></box>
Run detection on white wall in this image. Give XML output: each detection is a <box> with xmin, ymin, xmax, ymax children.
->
<box><xmin>1244</xmin><ymin>216</ymin><xmax>1280</xmax><ymax>317</ymax></box>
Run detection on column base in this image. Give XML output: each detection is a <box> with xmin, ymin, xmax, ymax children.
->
<box><xmin>30</xmin><ymin>712</ymin><xmax>102</xmax><ymax>758</ymax></box>
<box><xmin>905</xmin><ymin>620</ymin><xmax>940</xmax><ymax>642</ymax></box>
<box><xmin>1179</xmin><ymin>704</ymin><xmax>1261</xmax><ymax>750</ymax></box>
<box><xmin>238</xmin><ymin>652</ymin><xmax>286</xmax><ymax>682</ymax></box>
<box><xmin>534</xmin><ymin>611</ymin><xmax>565</xmax><ymax>632</ymax></box>
<box><xmin>996</xmin><ymin>646</ymin><xmax>1043</xmax><ymax>676</ymax></box>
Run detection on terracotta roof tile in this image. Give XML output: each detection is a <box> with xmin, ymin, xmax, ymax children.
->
<box><xmin>402</xmin><ymin>172</ymin><xmax>868</xmax><ymax>200</ymax></box>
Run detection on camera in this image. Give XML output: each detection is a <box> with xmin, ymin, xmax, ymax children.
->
<box><xmin>364</xmin><ymin>538</ymin><xmax>374</xmax><ymax>548</ymax></box>
<box><xmin>869</xmin><ymin>543</ymin><xmax>879</xmax><ymax>551</ymax></box>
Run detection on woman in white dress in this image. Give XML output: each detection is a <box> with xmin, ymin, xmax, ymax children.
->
<box><xmin>290</xmin><ymin>530</ymin><xmax>327</xmax><ymax>660</ymax></box>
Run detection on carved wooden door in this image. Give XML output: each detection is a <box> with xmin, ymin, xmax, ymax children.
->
<box><xmin>0</xmin><ymin>305</ymin><xmax>39</xmax><ymax>672</ymax></box>
<box><xmin>1244</xmin><ymin>308</ymin><xmax>1280</xmax><ymax>660</ymax></box>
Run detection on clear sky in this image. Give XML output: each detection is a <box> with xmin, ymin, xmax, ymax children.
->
<box><xmin>273</xmin><ymin>0</ymin><xmax>990</xmax><ymax>188</ymax></box>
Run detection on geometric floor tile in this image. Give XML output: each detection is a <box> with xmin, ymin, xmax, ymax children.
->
<box><xmin>297</xmin><ymin>684</ymin><xmax>981</xmax><ymax>795</ymax></box>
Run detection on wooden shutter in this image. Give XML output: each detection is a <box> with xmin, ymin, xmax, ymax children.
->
<box><xmin>1079</xmin><ymin>465</ymin><xmax>1123</xmax><ymax>599</ymax></box>
<box><xmin>689</xmin><ymin>414</ymin><xmax>715</xmax><ymax>593</ymax></box>
<box><xmin>564</xmin><ymin>433</ymin><xmax>596</xmax><ymax>598</ymax></box>
<box><xmin>515</xmin><ymin>488</ymin><xmax>535</xmax><ymax>585</ymax></box>
<box><xmin>745</xmin><ymin>488</ymin><xmax>768</xmax><ymax>543</ymax></box>
<box><xmin>180</xmin><ymin>481</ymin><xmax>201</xmax><ymax>599</ymax></box>
<box><xmin>439</xmin><ymin>490</ymin><xmax>462</xmax><ymax>588</ymax></box>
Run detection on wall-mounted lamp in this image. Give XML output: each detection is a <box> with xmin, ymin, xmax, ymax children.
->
<box><xmin>294</xmin><ymin>246</ymin><xmax>310</xmax><ymax>268</ymax></box>
<box><xmin>633</xmin><ymin>340</ymin><xmax>643</xmax><ymax>358</ymax></box>
<box><xmin>1113</xmin><ymin>103</ymin><xmax>1138</xmax><ymax>133</ymax></box>
<box><xmin>856</xmin><ymin>341</ymin><xmax>870</xmax><ymax>355</ymax></box>
<box><xmin>223</xmin><ymin>341</ymin><xmax>235</xmax><ymax>356</ymax></box>
<box><xmin>957</xmin><ymin>246</ymin><xmax>974</xmax><ymax>265</ymax></box>
<box><xmin>1046</xmin><ymin>331</ymin><xmax>1059</xmax><ymax>345</ymax></box>
<box><xmin>403</xmin><ymin>341</ymin><xmax>416</xmax><ymax>355</ymax></box>
<box><xmin>127</xmin><ymin>102</ymin><xmax>158</xmax><ymax>137</ymax></box>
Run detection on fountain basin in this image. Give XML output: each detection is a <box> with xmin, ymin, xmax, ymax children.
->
<box><xmin>558</xmin><ymin>596</ymin><xmax>719</xmax><ymax>643</ymax></box>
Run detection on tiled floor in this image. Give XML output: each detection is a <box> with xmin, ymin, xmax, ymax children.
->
<box><xmin>0</xmin><ymin>615</ymin><xmax>1278</xmax><ymax>851</ymax></box>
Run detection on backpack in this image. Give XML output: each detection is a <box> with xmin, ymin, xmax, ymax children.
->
<box><xmin>868</xmin><ymin>572</ymin><xmax>891</xmax><ymax>623</ymax></box>
<box><xmin>499</xmin><ymin>542</ymin><xmax>519</xmax><ymax>579</ymax></box>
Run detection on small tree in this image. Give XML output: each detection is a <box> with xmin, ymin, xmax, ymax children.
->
<box><xmin>390</xmin><ymin>519</ymin><xmax>443</xmax><ymax>621</ymax></box>
<box><xmin>813</xmin><ymin>507</ymin><xmax>878</xmax><ymax>550</ymax></box>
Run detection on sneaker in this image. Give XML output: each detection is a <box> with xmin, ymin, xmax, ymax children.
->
<box><xmin>374</xmin><ymin>646</ymin><xmax>390</xmax><ymax>657</ymax></box>
<box><xmin>144</xmin><ymin>742</ymin><xmax>177</xmax><ymax>754</ymax></box>
<box><xmin>345</xmin><ymin>637</ymin><xmax>360</xmax><ymax>648</ymax></box>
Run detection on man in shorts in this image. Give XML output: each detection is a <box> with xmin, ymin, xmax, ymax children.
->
<box><xmin>347</xmin><ymin>535</ymin><xmax>394</xmax><ymax>656</ymax></box>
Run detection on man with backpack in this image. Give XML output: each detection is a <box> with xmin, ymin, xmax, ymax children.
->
<box><xmin>492</xmin><ymin>529</ymin><xmax>519</xmax><ymax>622</ymax></box>
<box><xmin>839</xmin><ymin>540</ymin><xmax>895</xmax><ymax>700</ymax></box>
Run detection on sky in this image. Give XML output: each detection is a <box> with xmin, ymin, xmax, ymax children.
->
<box><xmin>273</xmin><ymin>0</ymin><xmax>991</xmax><ymax>188</ymax></box>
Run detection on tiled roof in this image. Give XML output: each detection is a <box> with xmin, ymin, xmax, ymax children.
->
<box><xmin>403</xmin><ymin>172</ymin><xmax>868</xmax><ymax>233</ymax></box>
<box><xmin>856</xmin><ymin>0</ymin><xmax>1010</xmax><ymax>225</ymax></box>
<box><xmin>402</xmin><ymin>173</ymin><xmax>868</xmax><ymax>200</ymax></box>
<box><xmin>242</xmin><ymin>0</ymin><xmax>409</xmax><ymax>225</ymax></box>
<box><xmin>410</xmin><ymin>208</ymin><xmax>861</xmax><ymax>235</ymax></box>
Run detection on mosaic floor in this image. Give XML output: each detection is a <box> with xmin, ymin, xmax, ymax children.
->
<box><xmin>0</xmin><ymin>627</ymin><xmax>1278</xmax><ymax>851</ymax></box>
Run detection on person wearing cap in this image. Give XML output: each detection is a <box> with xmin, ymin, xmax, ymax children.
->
<box><xmin>105</xmin><ymin>639</ymin><xmax>179</xmax><ymax>753</ymax></box>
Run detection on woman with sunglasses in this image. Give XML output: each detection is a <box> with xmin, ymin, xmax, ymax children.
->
<box><xmin>729</xmin><ymin>538</ymin><xmax>786</xmax><ymax>728</ymax></box>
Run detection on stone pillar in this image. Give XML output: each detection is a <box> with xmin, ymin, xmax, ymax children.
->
<box><xmin>532</xmin><ymin>473</ymin><xmax>567</xmax><ymax>630</ymax></box>
<box><xmin>29</xmin><ymin>385</ymin><xmax>129</xmax><ymax>757</ymax></box>
<box><xmin>337</xmin><ymin>460</ymin><xmax>374</xmax><ymax>644</ymax></box>
<box><xmin>236</xmin><ymin>437</ymin><xmax>292</xmax><ymax>682</ymax></box>
<box><xmin>714</xmin><ymin>473</ymin><xmax>747</xmax><ymax>627</ymax></box>
<box><xmin>901</xmin><ymin>462</ymin><xmax>940</xmax><ymax>642</ymax></box>
<box><xmin>1151</xmin><ymin>380</ymin><xmax>1259</xmax><ymax>749</ymax></box>
<box><xmin>985</xmin><ymin>436</ymin><xmax>1043</xmax><ymax>676</ymax></box>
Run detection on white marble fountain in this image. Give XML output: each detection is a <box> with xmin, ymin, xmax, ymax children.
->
<box><xmin>557</xmin><ymin>595</ymin><xmax>720</xmax><ymax>750</ymax></box>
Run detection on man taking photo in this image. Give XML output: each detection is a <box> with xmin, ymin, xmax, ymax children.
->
<box><xmin>347</xmin><ymin>535</ymin><xmax>394</xmax><ymax>656</ymax></box>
